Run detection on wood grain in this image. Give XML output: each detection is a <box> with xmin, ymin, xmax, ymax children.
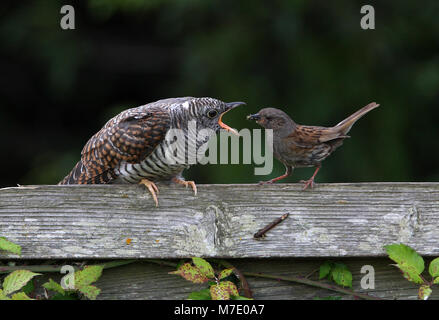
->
<box><xmin>0</xmin><ymin>183</ymin><xmax>438</xmax><ymax>259</ymax></box>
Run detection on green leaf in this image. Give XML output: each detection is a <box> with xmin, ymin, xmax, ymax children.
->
<box><xmin>43</xmin><ymin>278</ymin><xmax>65</xmax><ymax>295</ymax></box>
<box><xmin>210</xmin><ymin>281</ymin><xmax>240</xmax><ymax>300</ymax></box>
<box><xmin>219</xmin><ymin>281</ymin><xmax>239</xmax><ymax>296</ymax></box>
<box><xmin>78</xmin><ymin>285</ymin><xmax>101</xmax><ymax>300</ymax></box>
<box><xmin>331</xmin><ymin>265</ymin><xmax>352</xmax><ymax>288</ymax></box>
<box><xmin>192</xmin><ymin>258</ymin><xmax>214</xmax><ymax>279</ymax></box>
<box><xmin>0</xmin><ymin>289</ymin><xmax>11</xmax><ymax>300</ymax></box>
<box><xmin>0</xmin><ymin>237</ymin><xmax>21</xmax><ymax>255</ymax></box>
<box><xmin>418</xmin><ymin>285</ymin><xmax>432</xmax><ymax>300</ymax></box>
<box><xmin>319</xmin><ymin>261</ymin><xmax>332</xmax><ymax>279</ymax></box>
<box><xmin>22</xmin><ymin>279</ymin><xmax>34</xmax><ymax>295</ymax></box>
<box><xmin>210</xmin><ymin>284</ymin><xmax>230</xmax><ymax>300</ymax></box>
<box><xmin>74</xmin><ymin>265</ymin><xmax>103</xmax><ymax>289</ymax></box>
<box><xmin>169</xmin><ymin>263</ymin><xmax>209</xmax><ymax>284</ymax></box>
<box><xmin>428</xmin><ymin>257</ymin><xmax>439</xmax><ymax>278</ymax></box>
<box><xmin>384</xmin><ymin>244</ymin><xmax>425</xmax><ymax>284</ymax></box>
<box><xmin>333</xmin><ymin>262</ymin><xmax>348</xmax><ymax>269</ymax></box>
<box><xmin>434</xmin><ymin>277</ymin><xmax>439</xmax><ymax>285</ymax></box>
<box><xmin>218</xmin><ymin>268</ymin><xmax>234</xmax><ymax>280</ymax></box>
<box><xmin>2</xmin><ymin>270</ymin><xmax>41</xmax><ymax>296</ymax></box>
<box><xmin>11</xmin><ymin>292</ymin><xmax>34</xmax><ymax>300</ymax></box>
<box><xmin>188</xmin><ymin>288</ymin><xmax>212</xmax><ymax>300</ymax></box>
<box><xmin>398</xmin><ymin>269</ymin><xmax>424</xmax><ymax>284</ymax></box>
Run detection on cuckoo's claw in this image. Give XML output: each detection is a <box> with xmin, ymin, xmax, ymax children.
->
<box><xmin>139</xmin><ymin>178</ymin><xmax>159</xmax><ymax>207</ymax></box>
<box><xmin>172</xmin><ymin>177</ymin><xmax>197</xmax><ymax>196</ymax></box>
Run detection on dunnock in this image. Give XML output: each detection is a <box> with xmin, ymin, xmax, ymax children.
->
<box><xmin>247</xmin><ymin>102</ymin><xmax>379</xmax><ymax>190</ymax></box>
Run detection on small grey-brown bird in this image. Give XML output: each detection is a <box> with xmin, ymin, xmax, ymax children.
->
<box><xmin>247</xmin><ymin>102</ymin><xmax>379</xmax><ymax>189</ymax></box>
<box><xmin>59</xmin><ymin>97</ymin><xmax>245</xmax><ymax>206</ymax></box>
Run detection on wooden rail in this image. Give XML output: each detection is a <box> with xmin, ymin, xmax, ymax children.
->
<box><xmin>0</xmin><ymin>183</ymin><xmax>438</xmax><ymax>259</ymax></box>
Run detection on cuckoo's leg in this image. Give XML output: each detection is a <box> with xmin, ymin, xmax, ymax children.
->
<box><xmin>300</xmin><ymin>165</ymin><xmax>321</xmax><ymax>190</ymax></box>
<box><xmin>259</xmin><ymin>165</ymin><xmax>293</xmax><ymax>185</ymax></box>
<box><xmin>172</xmin><ymin>177</ymin><xmax>197</xmax><ymax>196</ymax></box>
<box><xmin>139</xmin><ymin>178</ymin><xmax>159</xmax><ymax>207</ymax></box>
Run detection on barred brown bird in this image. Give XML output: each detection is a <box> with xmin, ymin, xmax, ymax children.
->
<box><xmin>247</xmin><ymin>102</ymin><xmax>379</xmax><ymax>190</ymax></box>
<box><xmin>59</xmin><ymin>97</ymin><xmax>245</xmax><ymax>206</ymax></box>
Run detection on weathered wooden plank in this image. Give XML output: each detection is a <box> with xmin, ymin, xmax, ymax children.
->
<box><xmin>93</xmin><ymin>258</ymin><xmax>439</xmax><ymax>300</ymax></box>
<box><xmin>0</xmin><ymin>183</ymin><xmax>438</xmax><ymax>259</ymax></box>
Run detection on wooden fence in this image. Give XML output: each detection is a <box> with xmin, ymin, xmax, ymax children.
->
<box><xmin>0</xmin><ymin>183</ymin><xmax>438</xmax><ymax>299</ymax></box>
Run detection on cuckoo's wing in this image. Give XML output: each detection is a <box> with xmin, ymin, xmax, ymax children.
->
<box><xmin>59</xmin><ymin>106</ymin><xmax>171</xmax><ymax>184</ymax></box>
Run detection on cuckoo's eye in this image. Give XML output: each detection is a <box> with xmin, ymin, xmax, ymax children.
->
<box><xmin>207</xmin><ymin>109</ymin><xmax>218</xmax><ymax>118</ymax></box>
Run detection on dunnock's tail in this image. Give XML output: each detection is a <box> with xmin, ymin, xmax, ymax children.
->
<box><xmin>333</xmin><ymin>102</ymin><xmax>380</xmax><ymax>135</ymax></box>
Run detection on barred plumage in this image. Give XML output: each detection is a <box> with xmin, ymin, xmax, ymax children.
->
<box><xmin>59</xmin><ymin>97</ymin><xmax>245</xmax><ymax>206</ymax></box>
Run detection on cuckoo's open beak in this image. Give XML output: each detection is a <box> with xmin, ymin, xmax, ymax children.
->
<box><xmin>218</xmin><ymin>101</ymin><xmax>246</xmax><ymax>136</ymax></box>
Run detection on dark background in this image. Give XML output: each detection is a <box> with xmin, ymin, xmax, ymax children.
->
<box><xmin>1</xmin><ymin>0</ymin><xmax>438</xmax><ymax>187</ymax></box>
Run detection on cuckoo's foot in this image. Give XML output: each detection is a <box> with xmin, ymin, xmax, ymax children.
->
<box><xmin>139</xmin><ymin>178</ymin><xmax>159</xmax><ymax>207</ymax></box>
<box><xmin>172</xmin><ymin>177</ymin><xmax>197</xmax><ymax>195</ymax></box>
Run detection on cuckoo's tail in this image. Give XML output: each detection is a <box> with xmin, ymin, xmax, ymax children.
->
<box><xmin>58</xmin><ymin>160</ymin><xmax>86</xmax><ymax>185</ymax></box>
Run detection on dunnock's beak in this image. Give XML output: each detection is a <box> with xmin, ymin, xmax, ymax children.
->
<box><xmin>246</xmin><ymin>113</ymin><xmax>261</xmax><ymax>121</ymax></box>
<box><xmin>218</xmin><ymin>101</ymin><xmax>246</xmax><ymax>136</ymax></box>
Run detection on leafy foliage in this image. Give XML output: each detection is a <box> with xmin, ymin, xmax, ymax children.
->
<box><xmin>210</xmin><ymin>281</ymin><xmax>239</xmax><ymax>300</ymax></box>
<box><xmin>74</xmin><ymin>266</ymin><xmax>103</xmax><ymax>289</ymax></box>
<box><xmin>0</xmin><ymin>270</ymin><xmax>41</xmax><ymax>300</ymax></box>
<box><xmin>169</xmin><ymin>258</ymin><xmax>250</xmax><ymax>300</ymax></box>
<box><xmin>0</xmin><ymin>237</ymin><xmax>21</xmax><ymax>255</ymax></box>
<box><xmin>218</xmin><ymin>268</ymin><xmax>234</xmax><ymax>280</ymax></box>
<box><xmin>169</xmin><ymin>263</ymin><xmax>210</xmax><ymax>284</ymax></box>
<box><xmin>78</xmin><ymin>285</ymin><xmax>101</xmax><ymax>300</ymax></box>
<box><xmin>384</xmin><ymin>243</ymin><xmax>439</xmax><ymax>300</ymax></box>
<box><xmin>418</xmin><ymin>285</ymin><xmax>432</xmax><ymax>300</ymax></box>
<box><xmin>11</xmin><ymin>292</ymin><xmax>34</xmax><ymax>300</ymax></box>
<box><xmin>43</xmin><ymin>278</ymin><xmax>65</xmax><ymax>295</ymax></box>
<box><xmin>43</xmin><ymin>265</ymin><xmax>104</xmax><ymax>300</ymax></box>
<box><xmin>319</xmin><ymin>261</ymin><xmax>332</xmax><ymax>280</ymax></box>
<box><xmin>192</xmin><ymin>257</ymin><xmax>215</xmax><ymax>279</ymax></box>
<box><xmin>384</xmin><ymin>243</ymin><xmax>424</xmax><ymax>284</ymax></box>
<box><xmin>188</xmin><ymin>288</ymin><xmax>212</xmax><ymax>300</ymax></box>
<box><xmin>428</xmin><ymin>258</ymin><xmax>439</xmax><ymax>279</ymax></box>
<box><xmin>319</xmin><ymin>261</ymin><xmax>352</xmax><ymax>288</ymax></box>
